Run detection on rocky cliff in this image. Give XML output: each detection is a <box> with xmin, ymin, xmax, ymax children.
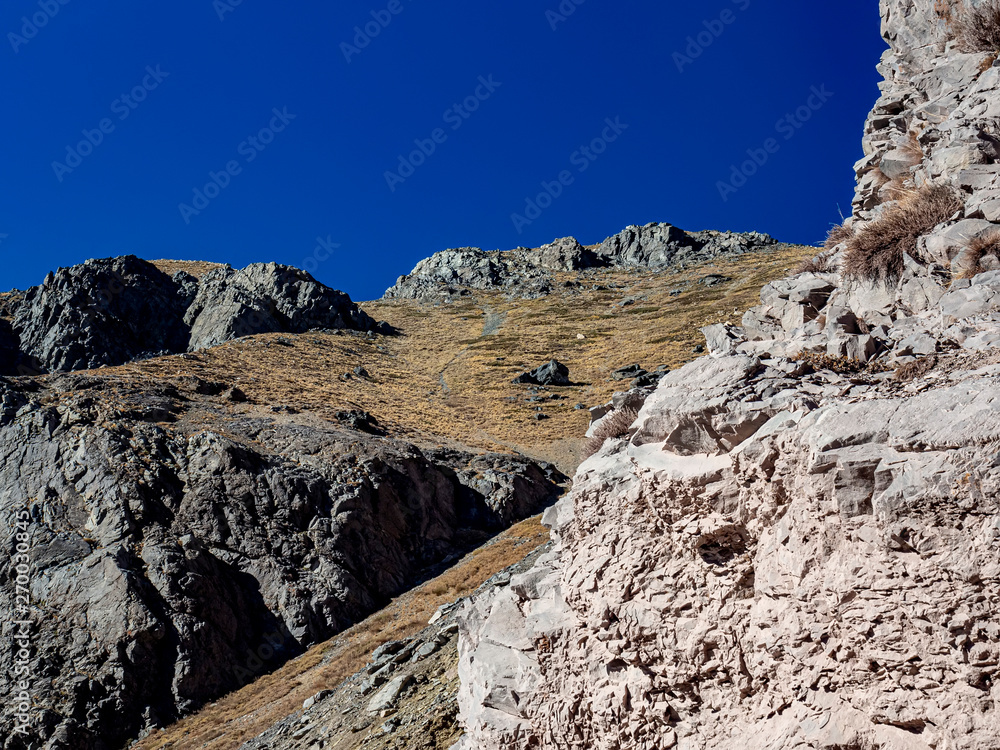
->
<box><xmin>452</xmin><ymin>2</ymin><xmax>1000</xmax><ymax>748</ymax></box>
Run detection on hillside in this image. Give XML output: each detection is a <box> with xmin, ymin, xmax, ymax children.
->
<box><xmin>0</xmin><ymin>226</ymin><xmax>814</xmax><ymax>749</ymax></box>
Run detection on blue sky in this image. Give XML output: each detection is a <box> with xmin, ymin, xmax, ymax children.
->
<box><xmin>0</xmin><ymin>1</ymin><xmax>885</xmax><ymax>301</ymax></box>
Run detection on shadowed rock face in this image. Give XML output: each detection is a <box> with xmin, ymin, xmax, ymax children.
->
<box><xmin>382</xmin><ymin>224</ymin><xmax>777</xmax><ymax>301</ymax></box>
<box><xmin>11</xmin><ymin>256</ymin><xmax>191</xmax><ymax>373</ymax></box>
<box><xmin>0</xmin><ymin>374</ymin><xmax>564</xmax><ymax>749</ymax></box>
<box><xmin>3</xmin><ymin>257</ymin><xmax>381</xmax><ymax>375</ymax></box>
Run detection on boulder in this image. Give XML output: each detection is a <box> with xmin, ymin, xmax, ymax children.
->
<box><xmin>512</xmin><ymin>360</ymin><xmax>570</xmax><ymax>387</ymax></box>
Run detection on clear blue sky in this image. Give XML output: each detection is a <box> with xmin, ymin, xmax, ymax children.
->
<box><xmin>0</xmin><ymin>1</ymin><xmax>885</xmax><ymax>301</ymax></box>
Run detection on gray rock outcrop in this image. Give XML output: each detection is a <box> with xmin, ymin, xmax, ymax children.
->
<box><xmin>184</xmin><ymin>262</ymin><xmax>380</xmax><ymax>350</ymax></box>
<box><xmin>383</xmin><ymin>225</ymin><xmax>778</xmax><ymax>301</ymax></box>
<box><xmin>11</xmin><ymin>256</ymin><xmax>190</xmax><ymax>373</ymax></box>
<box><xmin>594</xmin><ymin>224</ymin><xmax>775</xmax><ymax>270</ymax></box>
<box><xmin>3</xmin><ymin>257</ymin><xmax>382</xmax><ymax>374</ymax></box>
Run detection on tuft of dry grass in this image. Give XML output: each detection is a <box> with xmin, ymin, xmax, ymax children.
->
<box><xmin>581</xmin><ymin>405</ymin><xmax>639</xmax><ymax>460</ymax></box>
<box><xmin>792</xmin><ymin>352</ymin><xmax>887</xmax><ymax>376</ymax></box>
<box><xmin>953</xmin><ymin>0</ymin><xmax>1000</xmax><ymax>52</ymax></box>
<box><xmin>842</xmin><ymin>184</ymin><xmax>963</xmax><ymax>284</ymax></box>
<box><xmin>824</xmin><ymin>222</ymin><xmax>855</xmax><ymax>250</ymax></box>
<box><xmin>895</xmin><ymin>356</ymin><xmax>938</xmax><ymax>382</ymax></box>
<box><xmin>955</xmin><ymin>231</ymin><xmax>1000</xmax><ymax>278</ymax></box>
<box><xmin>797</xmin><ymin>249</ymin><xmax>839</xmax><ymax>275</ymax></box>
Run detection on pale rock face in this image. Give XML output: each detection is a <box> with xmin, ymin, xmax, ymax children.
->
<box><xmin>455</xmin><ymin>351</ymin><xmax>1000</xmax><ymax>750</ymax></box>
<box><xmin>452</xmin><ymin>1</ymin><xmax>1000</xmax><ymax>747</ymax></box>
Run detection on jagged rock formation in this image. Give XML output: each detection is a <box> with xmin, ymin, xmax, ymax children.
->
<box><xmin>452</xmin><ymin>2</ymin><xmax>1000</xmax><ymax>749</ymax></box>
<box><xmin>384</xmin><ymin>224</ymin><xmax>776</xmax><ymax>301</ymax></box>
<box><xmin>11</xmin><ymin>256</ymin><xmax>191</xmax><ymax>373</ymax></box>
<box><xmin>0</xmin><ymin>371</ymin><xmax>563</xmax><ymax>749</ymax></box>
<box><xmin>2</xmin><ymin>256</ymin><xmax>381</xmax><ymax>375</ymax></box>
<box><xmin>855</xmin><ymin>0</ymin><xmax>1000</xmax><ymax>221</ymax></box>
<box><xmin>184</xmin><ymin>262</ymin><xmax>380</xmax><ymax>350</ymax></box>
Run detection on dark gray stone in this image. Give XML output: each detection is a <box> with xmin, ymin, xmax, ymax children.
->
<box><xmin>512</xmin><ymin>360</ymin><xmax>571</xmax><ymax>387</ymax></box>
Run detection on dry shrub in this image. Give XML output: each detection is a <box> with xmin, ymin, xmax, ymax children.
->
<box><xmin>953</xmin><ymin>0</ymin><xmax>1000</xmax><ymax>52</ymax></box>
<box><xmin>936</xmin><ymin>0</ymin><xmax>955</xmax><ymax>23</ymax></box>
<box><xmin>796</xmin><ymin>252</ymin><xmax>838</xmax><ymax>275</ymax></box>
<box><xmin>581</xmin><ymin>405</ymin><xmax>639</xmax><ymax>460</ymax></box>
<box><xmin>842</xmin><ymin>184</ymin><xmax>963</xmax><ymax>284</ymax></box>
<box><xmin>895</xmin><ymin>356</ymin><xmax>937</xmax><ymax>382</ymax></box>
<box><xmin>955</xmin><ymin>231</ymin><xmax>1000</xmax><ymax>278</ymax></box>
<box><xmin>824</xmin><ymin>222</ymin><xmax>855</xmax><ymax>250</ymax></box>
<box><xmin>793</xmin><ymin>352</ymin><xmax>870</xmax><ymax>375</ymax></box>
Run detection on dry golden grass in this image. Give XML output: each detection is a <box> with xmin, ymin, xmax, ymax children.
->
<box><xmin>93</xmin><ymin>243</ymin><xmax>815</xmax><ymax>474</ymax></box>
<box><xmin>842</xmin><ymin>185</ymin><xmax>962</xmax><ymax>284</ymax></box>
<box><xmin>135</xmin><ymin>515</ymin><xmax>549</xmax><ymax>750</ymax></box>
<box><xmin>150</xmin><ymin>259</ymin><xmax>226</xmax><ymax>279</ymax></box>
<box><xmin>955</xmin><ymin>231</ymin><xmax>1000</xmax><ymax>278</ymax></box>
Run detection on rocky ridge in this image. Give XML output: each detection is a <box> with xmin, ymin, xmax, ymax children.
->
<box><xmin>383</xmin><ymin>224</ymin><xmax>776</xmax><ymax>301</ymax></box>
<box><xmin>2</xmin><ymin>256</ymin><xmax>383</xmax><ymax>375</ymax></box>
<box><xmin>451</xmin><ymin>2</ymin><xmax>1000</xmax><ymax>748</ymax></box>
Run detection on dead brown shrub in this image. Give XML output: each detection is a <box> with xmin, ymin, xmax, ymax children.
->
<box><xmin>842</xmin><ymin>185</ymin><xmax>963</xmax><ymax>284</ymax></box>
<box><xmin>581</xmin><ymin>405</ymin><xmax>639</xmax><ymax>460</ymax></box>
<box><xmin>792</xmin><ymin>352</ymin><xmax>888</xmax><ymax>376</ymax></box>
<box><xmin>796</xmin><ymin>252</ymin><xmax>838</xmax><ymax>275</ymax></box>
<box><xmin>824</xmin><ymin>222</ymin><xmax>854</xmax><ymax>250</ymax></box>
<box><xmin>894</xmin><ymin>356</ymin><xmax>938</xmax><ymax>382</ymax></box>
<box><xmin>953</xmin><ymin>0</ymin><xmax>1000</xmax><ymax>52</ymax></box>
<box><xmin>955</xmin><ymin>231</ymin><xmax>1000</xmax><ymax>278</ymax></box>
